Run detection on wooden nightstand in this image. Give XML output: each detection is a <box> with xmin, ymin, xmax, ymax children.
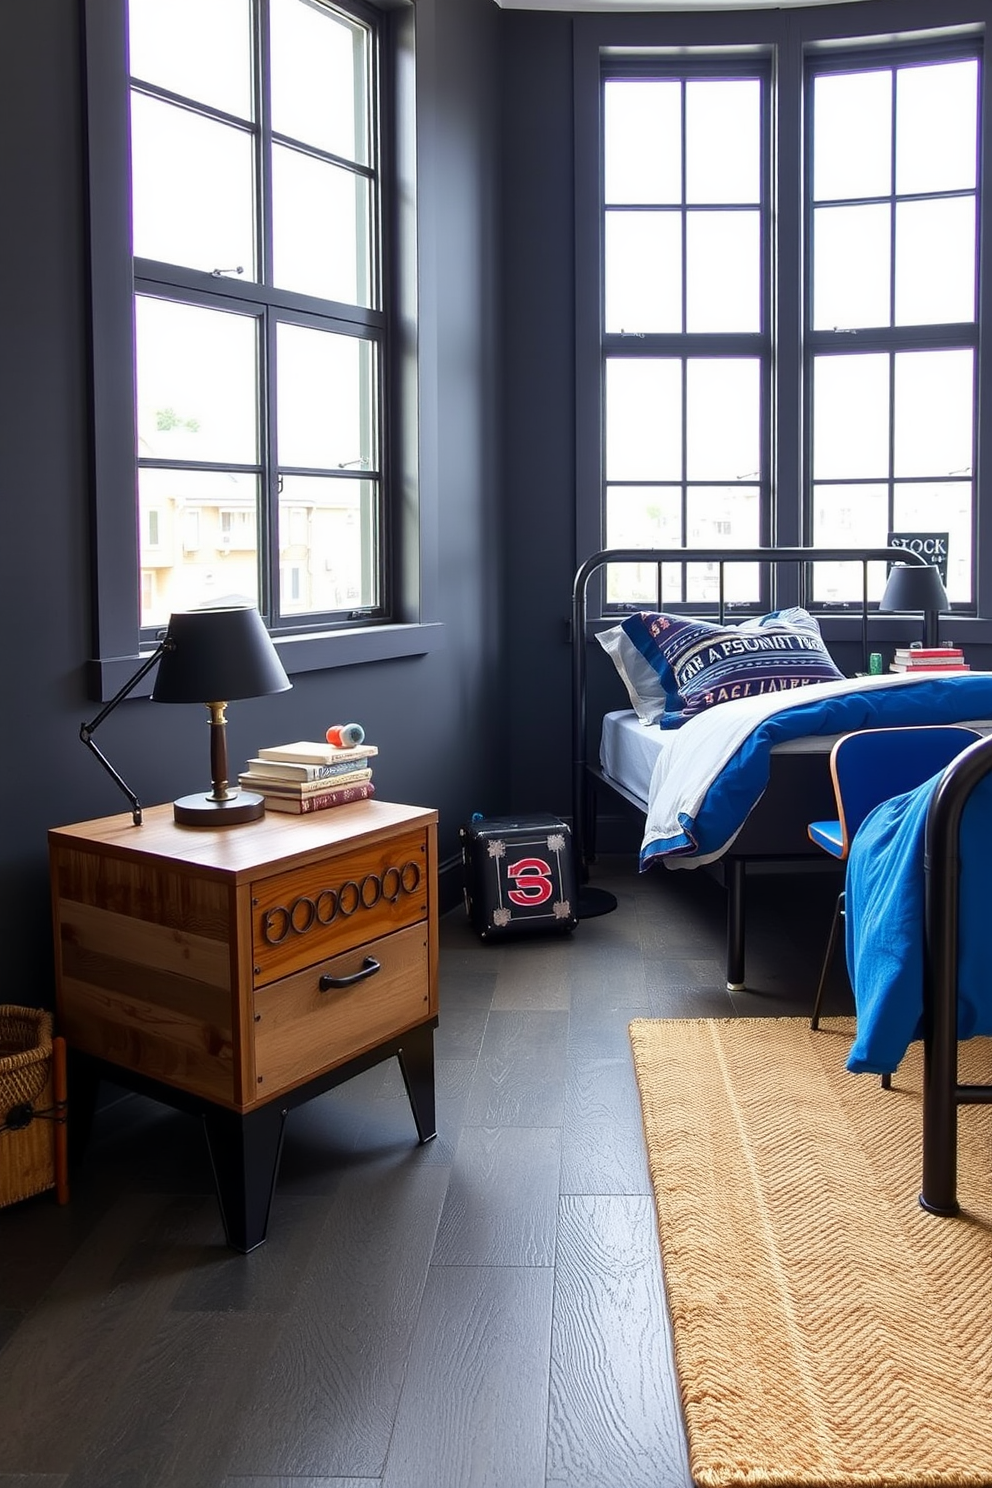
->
<box><xmin>49</xmin><ymin>798</ymin><xmax>439</xmax><ymax>1250</ymax></box>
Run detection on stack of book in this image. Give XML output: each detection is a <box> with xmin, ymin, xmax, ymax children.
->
<box><xmin>240</xmin><ymin>740</ymin><xmax>378</xmax><ymax>814</ymax></box>
<box><xmin>889</xmin><ymin>646</ymin><xmax>970</xmax><ymax>674</ymax></box>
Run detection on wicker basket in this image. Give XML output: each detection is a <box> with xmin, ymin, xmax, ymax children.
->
<box><xmin>0</xmin><ymin>1005</ymin><xmax>68</xmax><ymax>1209</ymax></box>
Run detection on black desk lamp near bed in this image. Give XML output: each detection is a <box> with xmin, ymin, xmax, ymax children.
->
<box><xmin>878</xmin><ymin>562</ymin><xmax>949</xmax><ymax>649</ymax></box>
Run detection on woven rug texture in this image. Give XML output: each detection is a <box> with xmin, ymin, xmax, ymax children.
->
<box><xmin>628</xmin><ymin>1016</ymin><xmax>992</xmax><ymax>1488</ymax></box>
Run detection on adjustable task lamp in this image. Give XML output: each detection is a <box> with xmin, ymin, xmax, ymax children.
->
<box><xmin>80</xmin><ymin>606</ymin><xmax>292</xmax><ymax>827</ymax></box>
<box><xmin>878</xmin><ymin>563</ymin><xmax>950</xmax><ymax>650</ymax></box>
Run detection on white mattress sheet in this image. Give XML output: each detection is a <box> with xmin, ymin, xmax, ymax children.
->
<box><xmin>599</xmin><ymin>705</ymin><xmax>992</xmax><ymax>813</ymax></box>
<box><xmin>599</xmin><ymin>708</ymin><xmax>842</xmax><ymax>810</ymax></box>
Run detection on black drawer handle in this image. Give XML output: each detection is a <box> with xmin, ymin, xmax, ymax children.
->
<box><xmin>319</xmin><ymin>955</ymin><xmax>381</xmax><ymax>991</ymax></box>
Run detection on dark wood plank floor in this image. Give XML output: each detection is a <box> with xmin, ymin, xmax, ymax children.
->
<box><xmin>0</xmin><ymin>853</ymin><xmax>848</xmax><ymax>1488</ymax></box>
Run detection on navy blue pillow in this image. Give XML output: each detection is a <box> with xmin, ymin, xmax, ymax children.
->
<box><xmin>620</xmin><ymin>607</ymin><xmax>844</xmax><ymax>728</ymax></box>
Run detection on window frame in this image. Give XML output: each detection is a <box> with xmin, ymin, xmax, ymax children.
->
<box><xmin>803</xmin><ymin>39</ymin><xmax>981</xmax><ymax>610</ymax></box>
<box><xmin>574</xmin><ymin>1</ymin><xmax>992</xmax><ymax>636</ymax></box>
<box><xmin>599</xmin><ymin>56</ymin><xmax>773</xmax><ymax>612</ymax></box>
<box><xmin>82</xmin><ymin>0</ymin><xmax>440</xmax><ymax>700</ymax></box>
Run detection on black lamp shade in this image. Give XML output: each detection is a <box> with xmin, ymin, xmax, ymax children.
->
<box><xmin>879</xmin><ymin>563</ymin><xmax>949</xmax><ymax>649</ymax></box>
<box><xmin>878</xmin><ymin>563</ymin><xmax>949</xmax><ymax>616</ymax></box>
<box><xmin>151</xmin><ymin>606</ymin><xmax>291</xmax><ymax>704</ymax></box>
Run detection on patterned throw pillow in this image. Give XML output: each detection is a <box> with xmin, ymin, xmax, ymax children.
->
<box><xmin>618</xmin><ymin>607</ymin><xmax>845</xmax><ymax>728</ymax></box>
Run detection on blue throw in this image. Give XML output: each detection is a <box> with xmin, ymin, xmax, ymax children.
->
<box><xmin>641</xmin><ymin>672</ymin><xmax>992</xmax><ymax>867</ymax></box>
<box><xmin>845</xmin><ymin>768</ymin><xmax>992</xmax><ymax>1074</ymax></box>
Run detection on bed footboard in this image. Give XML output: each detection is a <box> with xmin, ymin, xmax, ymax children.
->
<box><xmin>920</xmin><ymin>733</ymin><xmax>992</xmax><ymax>1215</ymax></box>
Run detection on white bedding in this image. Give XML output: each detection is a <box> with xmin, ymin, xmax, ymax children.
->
<box><xmin>599</xmin><ymin>672</ymin><xmax>992</xmax><ymax>871</ymax></box>
<box><xmin>600</xmin><ymin>707</ymin><xmax>839</xmax><ymax>808</ymax></box>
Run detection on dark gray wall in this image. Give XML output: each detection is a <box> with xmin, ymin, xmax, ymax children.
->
<box><xmin>0</xmin><ymin>0</ymin><xmax>505</xmax><ymax>1008</ymax></box>
<box><xmin>501</xmin><ymin>12</ymin><xmax>583</xmax><ymax>822</ymax></box>
<box><xmin>500</xmin><ymin>11</ymin><xmax>642</xmax><ymax>852</ymax></box>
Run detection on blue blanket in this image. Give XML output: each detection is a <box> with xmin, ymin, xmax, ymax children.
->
<box><xmin>845</xmin><ymin>767</ymin><xmax>992</xmax><ymax>1074</ymax></box>
<box><xmin>640</xmin><ymin>672</ymin><xmax>992</xmax><ymax>868</ymax></box>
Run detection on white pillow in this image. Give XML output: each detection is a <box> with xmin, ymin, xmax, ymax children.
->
<box><xmin>595</xmin><ymin>623</ymin><xmax>670</xmax><ymax>724</ymax></box>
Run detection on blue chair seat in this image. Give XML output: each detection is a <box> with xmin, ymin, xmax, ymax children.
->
<box><xmin>807</xmin><ymin>819</ymin><xmax>844</xmax><ymax>857</ymax></box>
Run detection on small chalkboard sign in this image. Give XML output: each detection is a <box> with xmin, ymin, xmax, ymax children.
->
<box><xmin>887</xmin><ymin>531</ymin><xmax>949</xmax><ymax>584</ymax></box>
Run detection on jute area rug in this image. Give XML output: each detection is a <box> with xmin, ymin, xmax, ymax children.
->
<box><xmin>628</xmin><ymin>1016</ymin><xmax>992</xmax><ymax>1488</ymax></box>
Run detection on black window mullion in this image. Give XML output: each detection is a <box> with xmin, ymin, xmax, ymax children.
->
<box><xmin>680</xmin><ymin>78</ymin><xmax>688</xmax><ymax>337</ymax></box>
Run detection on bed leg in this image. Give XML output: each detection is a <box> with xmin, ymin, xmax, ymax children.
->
<box><xmin>919</xmin><ymin>1032</ymin><xmax>960</xmax><ymax>1217</ymax></box>
<box><xmin>726</xmin><ymin>858</ymin><xmax>746</xmax><ymax>992</ymax></box>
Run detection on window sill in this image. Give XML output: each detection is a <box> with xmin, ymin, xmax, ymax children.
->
<box><xmin>87</xmin><ymin>622</ymin><xmax>446</xmax><ymax>703</ymax></box>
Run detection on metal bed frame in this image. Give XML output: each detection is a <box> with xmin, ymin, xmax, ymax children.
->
<box><xmin>571</xmin><ymin>544</ymin><xmax>929</xmax><ymax>991</ymax></box>
<box><xmin>920</xmin><ymin>731</ymin><xmax>992</xmax><ymax>1215</ymax></box>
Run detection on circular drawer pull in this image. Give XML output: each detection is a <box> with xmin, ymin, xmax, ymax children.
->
<box><xmin>319</xmin><ymin>955</ymin><xmax>381</xmax><ymax>991</ymax></box>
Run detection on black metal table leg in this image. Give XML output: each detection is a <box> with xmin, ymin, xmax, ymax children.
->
<box><xmin>202</xmin><ymin>1103</ymin><xmax>289</xmax><ymax>1253</ymax></box>
<box><xmin>397</xmin><ymin>1023</ymin><xmax>437</xmax><ymax>1144</ymax></box>
<box><xmin>726</xmin><ymin>858</ymin><xmax>746</xmax><ymax>991</ymax></box>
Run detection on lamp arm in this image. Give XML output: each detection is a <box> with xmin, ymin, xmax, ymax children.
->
<box><xmin>79</xmin><ymin>639</ymin><xmax>173</xmax><ymax>826</ymax></box>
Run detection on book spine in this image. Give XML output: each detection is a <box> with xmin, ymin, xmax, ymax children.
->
<box><xmin>257</xmin><ymin>742</ymin><xmax>378</xmax><ymax>764</ymax></box>
<box><xmin>889</xmin><ymin>663</ymin><xmax>970</xmax><ymax>673</ymax></box>
<box><xmin>240</xmin><ymin>768</ymin><xmax>373</xmax><ymax>795</ymax></box>
<box><xmin>262</xmin><ymin>782</ymin><xmax>376</xmax><ymax>813</ymax></box>
<box><xmin>243</xmin><ymin>756</ymin><xmax>373</xmax><ymax>782</ymax></box>
<box><xmin>893</xmin><ymin>649</ymin><xmax>963</xmax><ymax>660</ymax></box>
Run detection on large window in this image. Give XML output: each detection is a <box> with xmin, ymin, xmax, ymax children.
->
<box><xmin>84</xmin><ymin>0</ymin><xmax>432</xmax><ymax>694</ymax></box>
<box><xmin>602</xmin><ymin>66</ymin><xmax>768</xmax><ymax>607</ymax></box>
<box><xmin>808</xmin><ymin>53</ymin><xmax>978</xmax><ymax>606</ymax></box>
<box><xmin>582</xmin><ymin>7</ymin><xmax>988</xmax><ymax>621</ymax></box>
<box><xmin>129</xmin><ymin>0</ymin><xmax>382</xmax><ymax>634</ymax></box>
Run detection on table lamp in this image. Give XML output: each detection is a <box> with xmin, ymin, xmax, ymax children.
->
<box><xmin>878</xmin><ymin>562</ymin><xmax>949</xmax><ymax>649</ymax></box>
<box><xmin>80</xmin><ymin>605</ymin><xmax>292</xmax><ymax>826</ymax></box>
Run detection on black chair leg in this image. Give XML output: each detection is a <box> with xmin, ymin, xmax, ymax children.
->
<box><xmin>811</xmin><ymin>890</ymin><xmax>845</xmax><ymax>1030</ymax></box>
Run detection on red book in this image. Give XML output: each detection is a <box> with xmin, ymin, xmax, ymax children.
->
<box><xmin>893</xmin><ymin>647</ymin><xmax>963</xmax><ymax>660</ymax></box>
<box><xmin>889</xmin><ymin>663</ymin><xmax>970</xmax><ymax>674</ymax></box>
<box><xmin>261</xmin><ymin>781</ymin><xmax>376</xmax><ymax>813</ymax></box>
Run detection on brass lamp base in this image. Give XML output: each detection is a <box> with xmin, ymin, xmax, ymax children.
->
<box><xmin>173</xmin><ymin>790</ymin><xmax>266</xmax><ymax>827</ymax></box>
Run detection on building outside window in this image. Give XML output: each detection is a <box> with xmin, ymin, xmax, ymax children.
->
<box><xmin>584</xmin><ymin>9</ymin><xmax>986</xmax><ymax>620</ymax></box>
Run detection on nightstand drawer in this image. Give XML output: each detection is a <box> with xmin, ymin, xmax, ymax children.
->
<box><xmin>252</xmin><ymin>920</ymin><xmax>431</xmax><ymax>1095</ymax></box>
<box><xmin>251</xmin><ymin>827</ymin><xmax>430</xmax><ymax>987</ymax></box>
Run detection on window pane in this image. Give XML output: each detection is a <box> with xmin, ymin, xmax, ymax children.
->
<box><xmin>604</xmin><ymin>211</ymin><xmax>681</xmax><ymax>333</ymax></box>
<box><xmin>605</xmin><ymin>487</ymin><xmax>683</xmax><ymax>605</ymax></box>
<box><xmin>812</xmin><ymin>482</ymin><xmax>888</xmax><ymax>602</ymax></box>
<box><xmin>272</xmin><ymin>145</ymin><xmax>372</xmax><ymax>307</ymax></box>
<box><xmin>278</xmin><ymin>475</ymin><xmax>377</xmax><ymax>614</ymax></box>
<box><xmin>270</xmin><ymin>0</ymin><xmax>369</xmax><ymax>164</ymax></box>
<box><xmin>686</xmin><ymin>210</ymin><xmax>760</xmax><ymax>332</ymax></box>
<box><xmin>812</xmin><ymin>203</ymin><xmax>890</xmax><ymax>330</ymax></box>
<box><xmin>605</xmin><ymin>359</ymin><xmax>682</xmax><ymax>482</ymax></box>
<box><xmin>893</xmin><ymin>349</ymin><xmax>973</xmax><ymax>479</ymax></box>
<box><xmin>812</xmin><ymin>353</ymin><xmax>889</xmax><ymax>480</ymax></box>
<box><xmin>604</xmin><ymin>79</ymin><xmax>681</xmax><ymax>205</ymax></box>
<box><xmin>136</xmin><ymin>296</ymin><xmax>258</xmax><ymax>463</ymax></box>
<box><xmin>893</xmin><ymin>481</ymin><xmax>972</xmax><ymax>604</ymax></box>
<box><xmin>606</xmin><ymin>484</ymin><xmax>682</xmax><ymax>550</ymax></box>
<box><xmin>686</xmin><ymin>487</ymin><xmax>759</xmax><ymax>601</ymax></box>
<box><xmin>896</xmin><ymin>60</ymin><xmax>978</xmax><ymax>195</ymax></box>
<box><xmin>812</xmin><ymin>70</ymin><xmax>891</xmax><ymax>202</ymax></box>
<box><xmin>138</xmin><ymin>468</ymin><xmax>259</xmax><ymax>628</ymax></box>
<box><xmin>277</xmin><ymin>323</ymin><xmax>377</xmax><ymax>472</ymax></box>
<box><xmin>128</xmin><ymin>0</ymin><xmax>252</xmax><ymax>118</ymax></box>
<box><xmin>686</xmin><ymin>78</ymin><xmax>760</xmax><ymax>205</ymax></box>
<box><xmin>895</xmin><ymin>197</ymin><xmax>976</xmax><ymax>326</ymax></box>
<box><xmin>686</xmin><ymin>359</ymin><xmax>759</xmax><ymax>481</ymax></box>
<box><xmin>131</xmin><ymin>94</ymin><xmax>256</xmax><ymax>275</ymax></box>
